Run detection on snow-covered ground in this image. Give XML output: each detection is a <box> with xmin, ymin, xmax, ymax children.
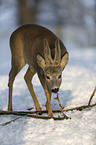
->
<box><xmin>0</xmin><ymin>1</ymin><xmax>96</xmax><ymax>144</ymax></box>
<box><xmin>0</xmin><ymin>46</ymin><xmax>96</xmax><ymax>145</ymax></box>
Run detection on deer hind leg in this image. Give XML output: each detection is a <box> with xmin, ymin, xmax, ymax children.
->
<box><xmin>8</xmin><ymin>64</ymin><xmax>25</xmax><ymax>111</ymax></box>
<box><xmin>24</xmin><ymin>66</ymin><xmax>41</xmax><ymax>111</ymax></box>
<box><xmin>38</xmin><ymin>74</ymin><xmax>53</xmax><ymax>117</ymax></box>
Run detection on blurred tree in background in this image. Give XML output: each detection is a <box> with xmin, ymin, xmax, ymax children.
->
<box><xmin>0</xmin><ymin>0</ymin><xmax>96</xmax><ymax>48</ymax></box>
<box><xmin>0</xmin><ymin>0</ymin><xmax>96</xmax><ymax>75</ymax></box>
<box><xmin>16</xmin><ymin>0</ymin><xmax>96</xmax><ymax>27</ymax></box>
<box><xmin>17</xmin><ymin>0</ymin><xmax>39</xmax><ymax>24</ymax></box>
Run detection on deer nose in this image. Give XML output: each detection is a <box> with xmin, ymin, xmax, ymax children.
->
<box><xmin>51</xmin><ymin>88</ymin><xmax>59</xmax><ymax>93</ymax></box>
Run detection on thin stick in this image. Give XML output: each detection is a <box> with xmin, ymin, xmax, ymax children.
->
<box><xmin>56</xmin><ymin>93</ymin><xmax>71</xmax><ymax>119</ymax></box>
<box><xmin>63</xmin><ymin>86</ymin><xmax>96</xmax><ymax>112</ymax></box>
<box><xmin>63</xmin><ymin>103</ymin><xmax>96</xmax><ymax>112</ymax></box>
<box><xmin>0</xmin><ymin>111</ymin><xmax>65</xmax><ymax>120</ymax></box>
<box><xmin>25</xmin><ymin>114</ymin><xmax>66</xmax><ymax>120</ymax></box>
<box><xmin>0</xmin><ymin>117</ymin><xmax>21</xmax><ymax>126</ymax></box>
<box><xmin>88</xmin><ymin>87</ymin><xmax>96</xmax><ymax>106</ymax></box>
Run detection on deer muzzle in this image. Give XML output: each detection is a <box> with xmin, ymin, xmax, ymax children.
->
<box><xmin>51</xmin><ymin>88</ymin><xmax>59</xmax><ymax>93</ymax></box>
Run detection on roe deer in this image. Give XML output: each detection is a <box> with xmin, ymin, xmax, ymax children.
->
<box><xmin>8</xmin><ymin>24</ymin><xmax>69</xmax><ymax>116</ymax></box>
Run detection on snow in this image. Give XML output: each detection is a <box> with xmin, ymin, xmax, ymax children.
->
<box><xmin>0</xmin><ymin>46</ymin><xmax>96</xmax><ymax>145</ymax></box>
<box><xmin>0</xmin><ymin>0</ymin><xmax>96</xmax><ymax>143</ymax></box>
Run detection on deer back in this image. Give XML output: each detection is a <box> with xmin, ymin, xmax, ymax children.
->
<box><xmin>10</xmin><ymin>24</ymin><xmax>67</xmax><ymax>74</ymax></box>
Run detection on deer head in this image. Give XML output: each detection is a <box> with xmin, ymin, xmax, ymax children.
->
<box><xmin>37</xmin><ymin>39</ymin><xmax>69</xmax><ymax>93</ymax></box>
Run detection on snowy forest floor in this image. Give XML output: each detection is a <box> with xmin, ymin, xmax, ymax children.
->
<box><xmin>0</xmin><ymin>47</ymin><xmax>96</xmax><ymax>145</ymax></box>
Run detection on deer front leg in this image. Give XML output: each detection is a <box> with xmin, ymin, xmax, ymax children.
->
<box><xmin>24</xmin><ymin>67</ymin><xmax>41</xmax><ymax>111</ymax></box>
<box><xmin>45</xmin><ymin>88</ymin><xmax>53</xmax><ymax>117</ymax></box>
<box><xmin>38</xmin><ymin>74</ymin><xmax>53</xmax><ymax>117</ymax></box>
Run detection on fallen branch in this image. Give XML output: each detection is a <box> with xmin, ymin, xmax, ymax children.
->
<box><xmin>24</xmin><ymin>114</ymin><xmax>66</xmax><ymax>120</ymax></box>
<box><xmin>0</xmin><ymin>117</ymin><xmax>21</xmax><ymax>126</ymax></box>
<box><xmin>63</xmin><ymin>86</ymin><xmax>96</xmax><ymax>112</ymax></box>
<box><xmin>55</xmin><ymin>93</ymin><xmax>71</xmax><ymax>119</ymax></box>
<box><xmin>0</xmin><ymin>87</ymin><xmax>96</xmax><ymax>120</ymax></box>
<box><xmin>63</xmin><ymin>103</ymin><xmax>96</xmax><ymax>112</ymax></box>
<box><xmin>0</xmin><ymin>110</ymin><xmax>65</xmax><ymax>120</ymax></box>
<box><xmin>0</xmin><ymin>102</ymin><xmax>96</xmax><ymax>116</ymax></box>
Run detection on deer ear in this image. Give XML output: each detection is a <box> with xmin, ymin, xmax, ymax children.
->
<box><xmin>37</xmin><ymin>54</ymin><xmax>45</xmax><ymax>70</ymax></box>
<box><xmin>61</xmin><ymin>52</ymin><xmax>69</xmax><ymax>70</ymax></box>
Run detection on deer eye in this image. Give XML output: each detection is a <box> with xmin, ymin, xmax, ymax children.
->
<box><xmin>58</xmin><ymin>75</ymin><xmax>61</xmax><ymax>79</ymax></box>
<box><xmin>46</xmin><ymin>75</ymin><xmax>50</xmax><ymax>79</ymax></box>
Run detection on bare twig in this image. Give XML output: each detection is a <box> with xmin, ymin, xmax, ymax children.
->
<box><xmin>63</xmin><ymin>103</ymin><xmax>96</xmax><ymax>112</ymax></box>
<box><xmin>25</xmin><ymin>114</ymin><xmax>66</xmax><ymax>120</ymax></box>
<box><xmin>88</xmin><ymin>87</ymin><xmax>96</xmax><ymax>106</ymax></box>
<box><xmin>63</xmin><ymin>86</ymin><xmax>96</xmax><ymax>112</ymax></box>
<box><xmin>55</xmin><ymin>93</ymin><xmax>71</xmax><ymax>119</ymax></box>
<box><xmin>0</xmin><ymin>111</ymin><xmax>65</xmax><ymax>120</ymax></box>
<box><xmin>0</xmin><ymin>117</ymin><xmax>21</xmax><ymax>126</ymax></box>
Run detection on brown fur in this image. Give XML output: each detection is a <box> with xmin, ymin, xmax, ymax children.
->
<box><xmin>8</xmin><ymin>24</ymin><xmax>69</xmax><ymax>116</ymax></box>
